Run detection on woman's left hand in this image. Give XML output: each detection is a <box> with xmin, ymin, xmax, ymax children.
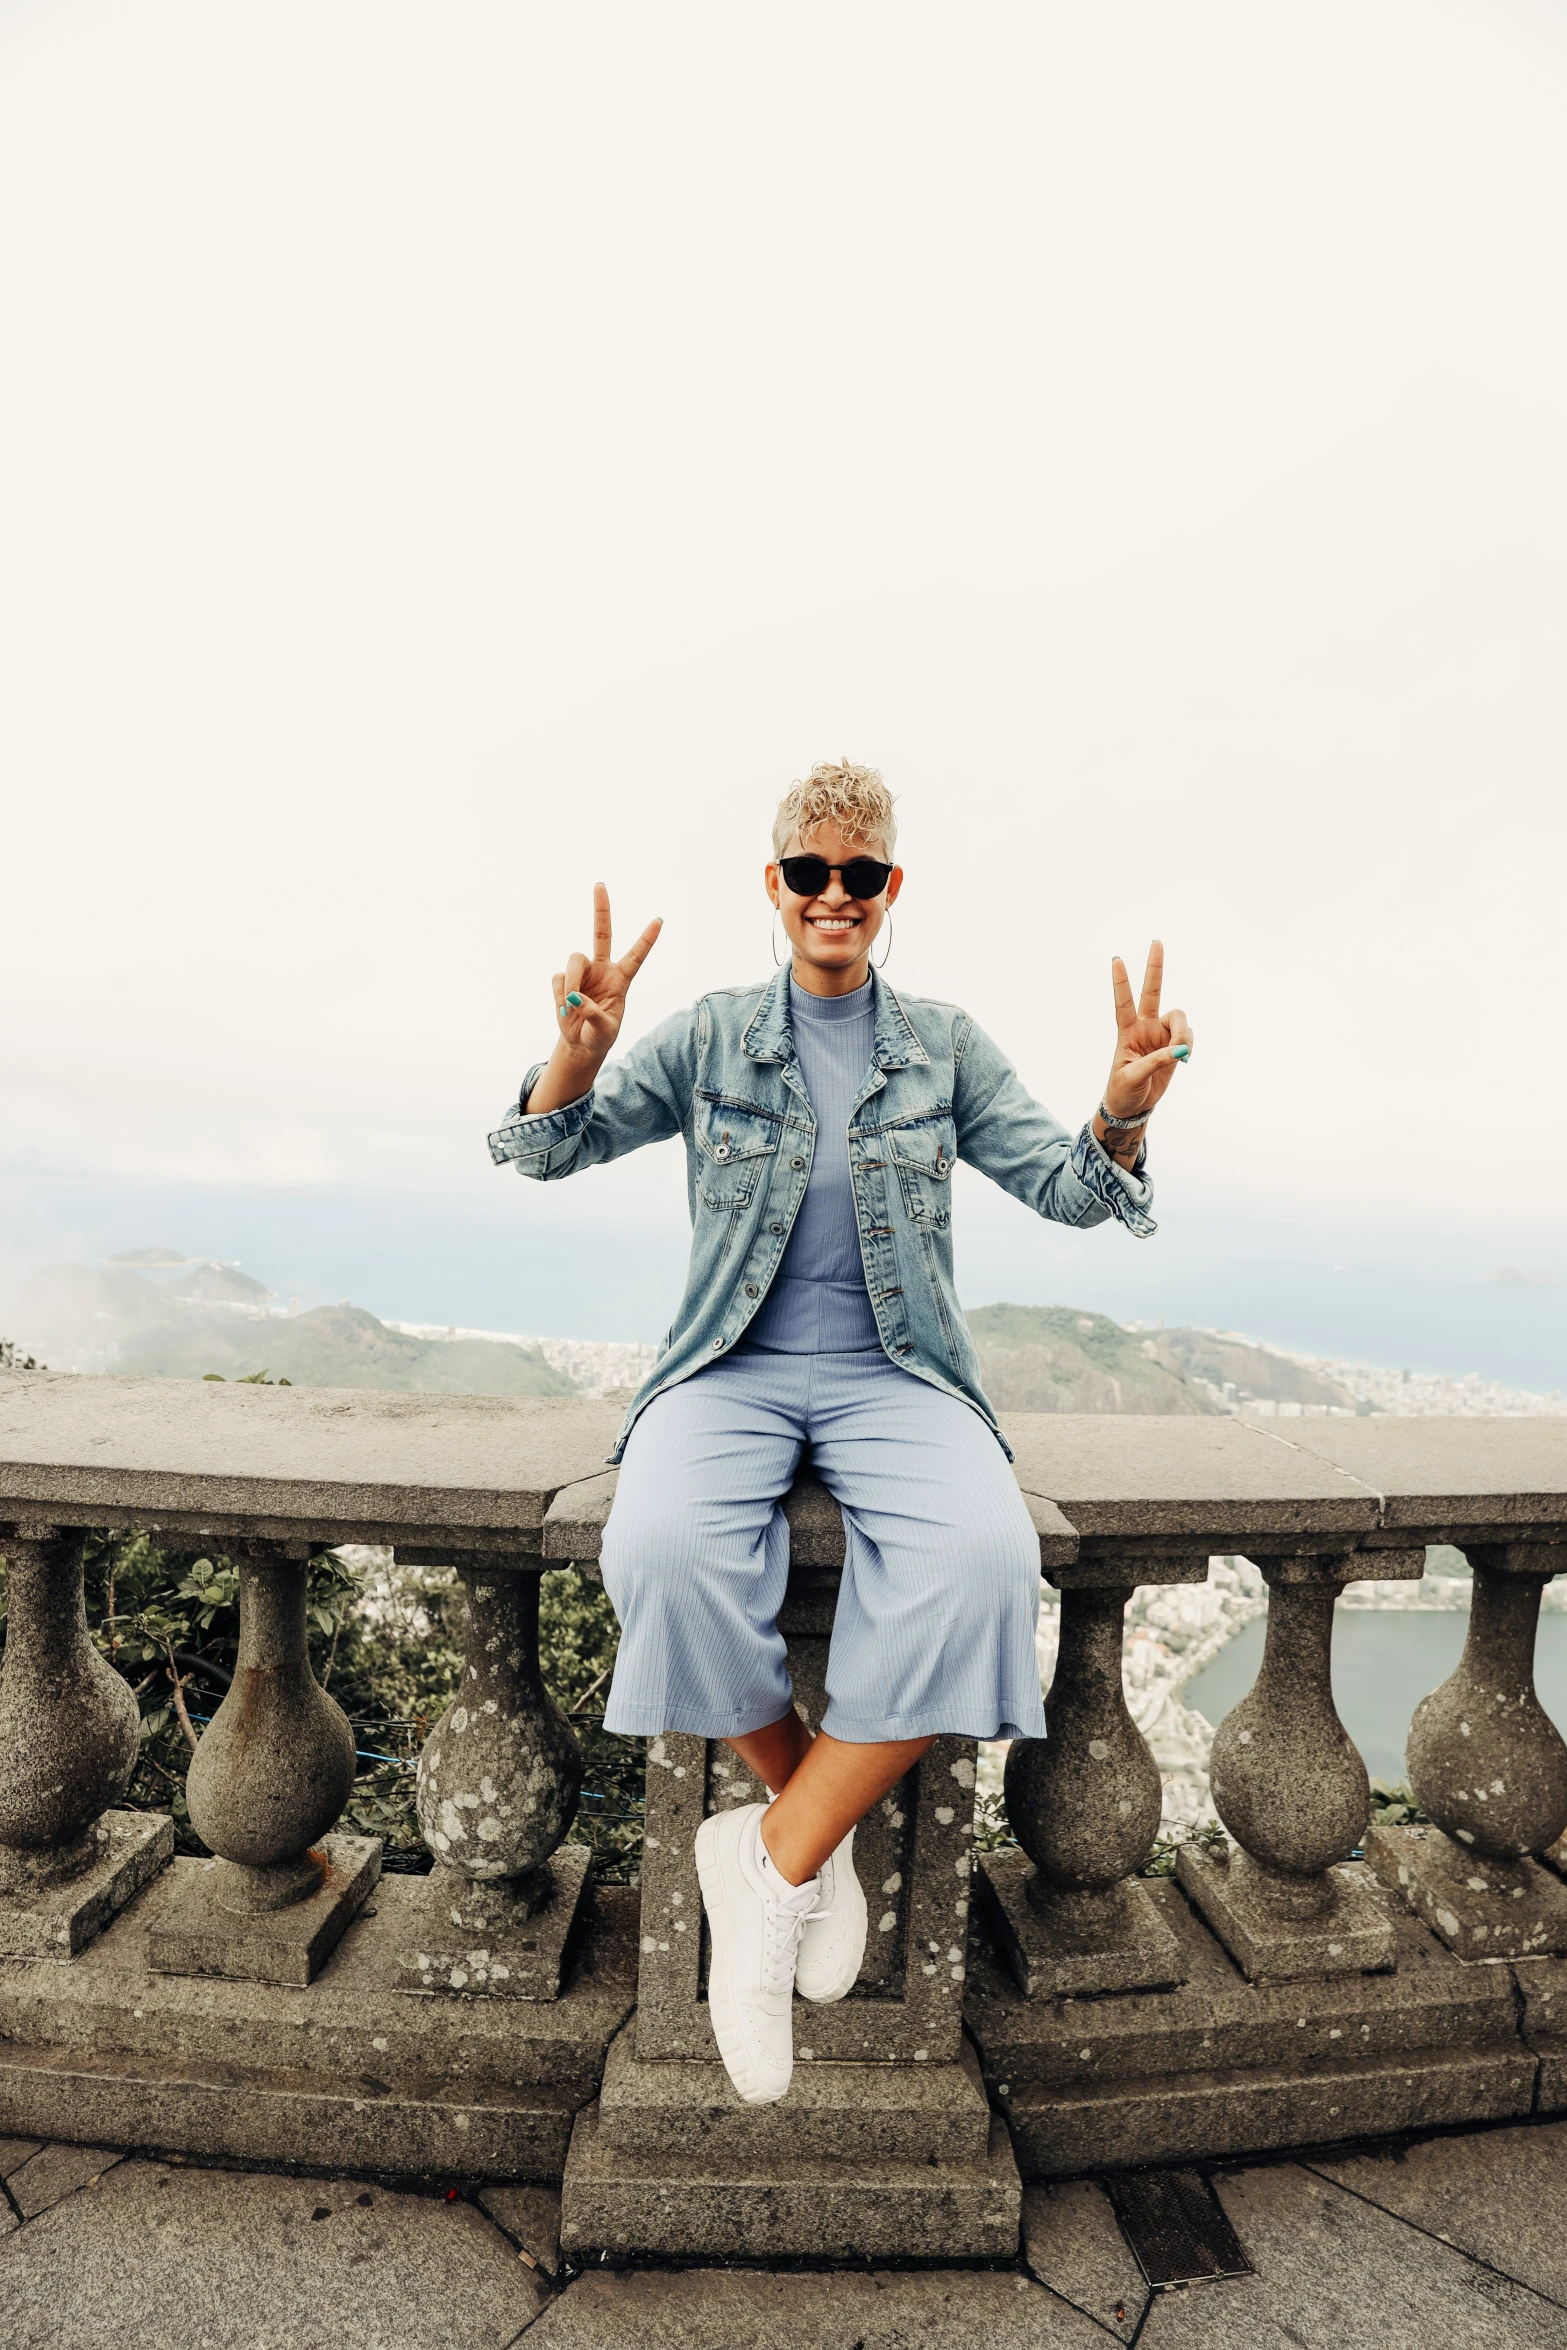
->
<box><xmin>1103</xmin><ymin>941</ymin><xmax>1193</xmax><ymax>1125</ymax></box>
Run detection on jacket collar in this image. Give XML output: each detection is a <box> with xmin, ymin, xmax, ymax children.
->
<box><xmin>742</xmin><ymin>965</ymin><xmax>930</xmax><ymax>1070</ymax></box>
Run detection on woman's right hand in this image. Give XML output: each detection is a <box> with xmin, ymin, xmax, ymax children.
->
<box><xmin>527</xmin><ymin>885</ymin><xmax>662</xmax><ymax>1112</ymax></box>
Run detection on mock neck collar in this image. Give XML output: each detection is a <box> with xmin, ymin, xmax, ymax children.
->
<box><xmin>788</xmin><ymin>971</ymin><xmax>873</xmax><ymax>1024</ymax></box>
<box><xmin>743</xmin><ymin>964</ymin><xmax>929</xmax><ymax>1069</ymax></box>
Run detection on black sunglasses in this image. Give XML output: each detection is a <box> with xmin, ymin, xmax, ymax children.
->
<box><xmin>778</xmin><ymin>854</ymin><xmax>894</xmax><ymax>900</ymax></box>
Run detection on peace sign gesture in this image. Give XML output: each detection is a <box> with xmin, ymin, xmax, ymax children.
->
<box><xmin>524</xmin><ymin>884</ymin><xmax>662</xmax><ymax>1116</ymax></box>
<box><xmin>552</xmin><ymin>883</ymin><xmax>663</xmax><ymax>1058</ymax></box>
<box><xmin>1101</xmin><ymin>941</ymin><xmax>1193</xmax><ymax>1142</ymax></box>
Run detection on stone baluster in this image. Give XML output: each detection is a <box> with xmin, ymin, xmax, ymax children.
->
<box><xmin>149</xmin><ymin>1539</ymin><xmax>379</xmax><ymax>1986</ymax></box>
<box><xmin>397</xmin><ymin>1553</ymin><xmax>591</xmax><ymax>1999</ymax></box>
<box><xmin>1176</xmin><ymin>1549</ymin><xmax>1422</xmax><ymax>1980</ymax></box>
<box><xmin>979</xmin><ymin>1556</ymin><xmax>1205</xmax><ymax>1997</ymax></box>
<box><xmin>1367</xmin><ymin>1541</ymin><xmax>1567</xmax><ymax>1959</ymax></box>
<box><xmin>0</xmin><ymin>1523</ymin><xmax>172</xmax><ymax>1958</ymax></box>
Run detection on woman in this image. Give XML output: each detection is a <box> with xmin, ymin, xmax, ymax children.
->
<box><xmin>489</xmin><ymin>760</ymin><xmax>1192</xmax><ymax>2105</ymax></box>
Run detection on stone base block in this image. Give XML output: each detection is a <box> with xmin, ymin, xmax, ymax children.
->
<box><xmin>394</xmin><ymin>1843</ymin><xmax>591</xmax><ymax>2000</ymax></box>
<box><xmin>0</xmin><ymin>1863</ymin><xmax>638</xmax><ymax>2179</ymax></box>
<box><xmin>595</xmin><ymin>2024</ymin><xmax>993</xmax><ymax>2164</ymax></box>
<box><xmin>559</xmin><ymin>2102</ymin><xmax>1021</xmax><ymax>2261</ymax></box>
<box><xmin>0</xmin><ymin>1811</ymin><xmax>173</xmax><ymax>1962</ymax></box>
<box><xmin>977</xmin><ymin>1848</ymin><xmax>1184</xmax><ymax>1998</ymax></box>
<box><xmin>1001</xmin><ymin>2044</ymin><xmax>1536</xmax><ymax>2179</ymax></box>
<box><xmin>1366</xmin><ymin>1823</ymin><xmax>1567</xmax><ymax>1961</ymax></box>
<box><xmin>1175</xmin><ymin>1845</ymin><xmax>1396</xmax><ymax>1983</ymax></box>
<box><xmin>147</xmin><ymin>1833</ymin><xmax>381</xmax><ymax>1988</ymax></box>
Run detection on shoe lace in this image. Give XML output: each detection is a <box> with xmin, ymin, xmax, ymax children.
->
<box><xmin>760</xmin><ymin>1895</ymin><xmax>814</xmax><ymax>1996</ymax></box>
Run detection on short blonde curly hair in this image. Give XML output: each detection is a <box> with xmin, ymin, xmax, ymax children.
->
<box><xmin>772</xmin><ymin>760</ymin><xmax>898</xmax><ymax>861</ymax></box>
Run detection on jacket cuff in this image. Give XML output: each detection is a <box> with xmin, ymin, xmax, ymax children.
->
<box><xmin>487</xmin><ymin>1067</ymin><xmax>596</xmax><ymax>1166</ymax></box>
<box><xmin>1071</xmin><ymin>1122</ymin><xmax>1157</xmax><ymax>1238</ymax></box>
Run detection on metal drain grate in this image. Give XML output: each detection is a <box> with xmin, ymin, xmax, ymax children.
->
<box><xmin>1104</xmin><ymin>2168</ymin><xmax>1254</xmax><ymax>2288</ymax></box>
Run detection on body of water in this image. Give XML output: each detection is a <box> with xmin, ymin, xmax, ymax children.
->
<box><xmin>1184</xmin><ymin>1611</ymin><xmax>1567</xmax><ymax>1785</ymax></box>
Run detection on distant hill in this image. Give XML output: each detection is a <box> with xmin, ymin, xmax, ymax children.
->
<box><xmin>120</xmin><ymin>1301</ymin><xmax>576</xmax><ymax>1396</ymax></box>
<box><xmin>966</xmin><ymin>1304</ymin><xmax>1219</xmax><ymax>1415</ymax></box>
<box><xmin>5</xmin><ymin>1265</ymin><xmax>574</xmax><ymax>1397</ymax></box>
<box><xmin>1155</xmin><ymin>1326</ymin><xmax>1359</xmax><ymax>1414</ymax></box>
<box><xmin>965</xmin><ymin>1304</ymin><xmax>1359</xmax><ymax>1417</ymax></box>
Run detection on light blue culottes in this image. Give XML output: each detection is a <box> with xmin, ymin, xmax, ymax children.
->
<box><xmin>598</xmin><ymin>1349</ymin><xmax>1047</xmax><ymax>1744</ymax></box>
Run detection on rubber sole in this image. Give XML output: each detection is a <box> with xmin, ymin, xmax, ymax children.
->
<box><xmin>694</xmin><ymin>1810</ymin><xmax>792</xmax><ymax>2106</ymax></box>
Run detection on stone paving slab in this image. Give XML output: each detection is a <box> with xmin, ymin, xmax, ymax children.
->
<box><xmin>525</xmin><ymin>2266</ymin><xmax>1104</xmax><ymax>2347</ymax></box>
<box><xmin>1137</xmin><ymin>2160</ymin><xmax>1567</xmax><ymax>2349</ymax></box>
<box><xmin>0</xmin><ymin>2138</ymin><xmax>43</xmax><ymax>2176</ymax></box>
<box><xmin>478</xmin><ymin>2184</ymin><xmax>563</xmax><ymax>2278</ymax></box>
<box><xmin>1021</xmin><ymin>2179</ymin><xmax>1145</xmax><ymax>2342</ymax></box>
<box><xmin>0</xmin><ymin>2158</ymin><xmax>548</xmax><ymax>2350</ymax></box>
<box><xmin>7</xmin><ymin>2142</ymin><xmax>123</xmax><ymax>2219</ymax></box>
<box><xmin>1311</xmin><ymin>2119</ymin><xmax>1567</xmax><ymax>2309</ymax></box>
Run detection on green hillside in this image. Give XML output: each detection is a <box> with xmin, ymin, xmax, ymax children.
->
<box><xmin>116</xmin><ymin>1302</ymin><xmax>575</xmax><ymax>1396</ymax></box>
<box><xmin>964</xmin><ymin>1303</ymin><xmax>1218</xmax><ymax>1415</ymax></box>
<box><xmin>964</xmin><ymin>1303</ymin><xmax>1357</xmax><ymax>1417</ymax></box>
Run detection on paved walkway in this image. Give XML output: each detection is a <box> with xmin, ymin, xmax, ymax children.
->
<box><xmin>2</xmin><ymin>2118</ymin><xmax>1565</xmax><ymax>2348</ymax></box>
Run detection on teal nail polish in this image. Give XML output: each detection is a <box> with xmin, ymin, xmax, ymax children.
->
<box><xmin>1172</xmin><ymin>1043</ymin><xmax>1190</xmax><ymax>1061</ymax></box>
<box><xmin>557</xmin><ymin>1005</ymin><xmax>568</xmax><ymax>1018</ymax></box>
<box><xmin>566</xmin><ymin>991</ymin><xmax>584</xmax><ymax>1008</ymax></box>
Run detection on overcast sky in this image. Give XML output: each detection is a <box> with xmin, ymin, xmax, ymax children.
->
<box><xmin>4</xmin><ymin>3</ymin><xmax>1566</xmax><ymax>1298</ymax></box>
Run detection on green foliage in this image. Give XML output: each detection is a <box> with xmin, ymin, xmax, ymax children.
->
<box><xmin>1369</xmin><ymin>1776</ymin><xmax>1429</xmax><ymax>1827</ymax></box>
<box><xmin>1140</xmin><ymin>1820</ymin><xmax>1229</xmax><ymax>1877</ymax></box>
<box><xmin>0</xmin><ymin>1339</ymin><xmax>45</xmax><ymax>1370</ymax></box>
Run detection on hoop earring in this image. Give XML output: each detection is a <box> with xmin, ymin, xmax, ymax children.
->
<box><xmin>772</xmin><ymin>910</ymin><xmax>786</xmax><ymax>968</ymax></box>
<box><xmin>871</xmin><ymin>912</ymin><xmax>893</xmax><ymax>970</ymax></box>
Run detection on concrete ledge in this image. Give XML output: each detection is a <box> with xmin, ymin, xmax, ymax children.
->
<box><xmin>595</xmin><ymin>2024</ymin><xmax>993</xmax><ymax>2163</ymax></box>
<box><xmin>0</xmin><ymin>1868</ymin><xmax>637</xmax><ymax>2178</ymax></box>
<box><xmin>968</xmin><ymin>1872</ymin><xmax>1537</xmax><ymax>2175</ymax></box>
<box><xmin>559</xmin><ymin>2103</ymin><xmax>1022</xmax><ymax>2261</ymax></box>
<box><xmin>1002</xmin><ymin>2044</ymin><xmax>1537</xmax><ymax>2178</ymax></box>
<box><xmin>0</xmin><ymin>2039</ymin><xmax>586</xmax><ymax>2181</ymax></box>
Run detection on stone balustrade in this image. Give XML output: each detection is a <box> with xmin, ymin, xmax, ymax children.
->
<box><xmin>1</xmin><ymin>1372</ymin><xmax>1565</xmax><ymax>2261</ymax></box>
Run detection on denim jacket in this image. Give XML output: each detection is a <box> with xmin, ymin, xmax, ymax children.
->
<box><xmin>487</xmin><ymin>968</ymin><xmax>1154</xmax><ymax>1462</ymax></box>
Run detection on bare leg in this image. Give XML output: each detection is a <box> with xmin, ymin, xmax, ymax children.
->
<box><xmin>759</xmin><ymin>1731</ymin><xmax>935</xmax><ymax>1886</ymax></box>
<box><xmin>725</xmin><ymin>1707</ymin><xmax>813</xmax><ymax>1796</ymax></box>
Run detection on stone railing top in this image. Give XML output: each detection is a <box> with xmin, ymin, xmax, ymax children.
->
<box><xmin>1278</xmin><ymin>1416</ymin><xmax>1567</xmax><ymax>1540</ymax></box>
<box><xmin>0</xmin><ymin>1373</ymin><xmax>625</xmax><ymax>1551</ymax></box>
<box><xmin>2</xmin><ymin>1374</ymin><xmax>1563</xmax><ymax>1562</ymax></box>
<box><xmin>1001</xmin><ymin>1415</ymin><xmax>1380</xmax><ymax>1546</ymax></box>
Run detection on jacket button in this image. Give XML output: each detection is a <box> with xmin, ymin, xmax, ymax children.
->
<box><xmin>769</xmin><ymin>1222</ymin><xmax>783</xmax><ymax>1234</ymax></box>
<box><xmin>713</xmin><ymin>1338</ymin><xmax>724</xmax><ymax>1349</ymax></box>
<box><xmin>791</xmin><ymin>1155</ymin><xmax>806</xmax><ymax>1169</ymax></box>
<box><xmin>744</xmin><ymin>1283</ymin><xmax>759</xmax><ymax>1298</ymax></box>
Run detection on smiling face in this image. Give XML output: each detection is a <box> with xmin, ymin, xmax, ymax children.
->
<box><xmin>765</xmin><ymin>815</ymin><xmax>904</xmax><ymax>996</ymax></box>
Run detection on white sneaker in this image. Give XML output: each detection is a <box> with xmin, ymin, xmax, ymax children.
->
<box><xmin>695</xmin><ymin>1801</ymin><xmax>818</xmax><ymax>2105</ymax></box>
<box><xmin>794</xmin><ymin>1826</ymin><xmax>867</xmax><ymax>2004</ymax></box>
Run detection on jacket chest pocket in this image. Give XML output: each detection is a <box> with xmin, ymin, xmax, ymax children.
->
<box><xmin>888</xmin><ymin>1114</ymin><xmax>956</xmax><ymax>1229</ymax></box>
<box><xmin>694</xmin><ymin>1096</ymin><xmax>781</xmax><ymax>1212</ymax></box>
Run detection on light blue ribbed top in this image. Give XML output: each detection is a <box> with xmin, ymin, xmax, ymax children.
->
<box><xmin>743</xmin><ymin>972</ymin><xmax>881</xmax><ymax>1354</ymax></box>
